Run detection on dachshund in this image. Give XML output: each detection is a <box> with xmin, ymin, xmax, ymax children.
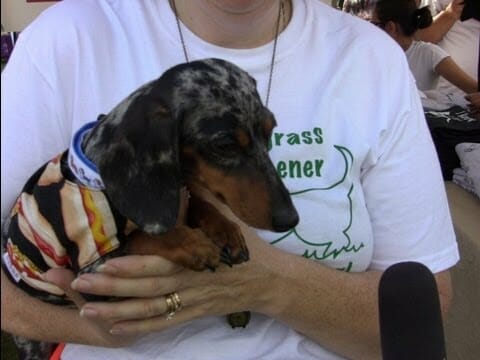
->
<box><xmin>1</xmin><ymin>58</ymin><xmax>299</xmax><ymax>359</ymax></box>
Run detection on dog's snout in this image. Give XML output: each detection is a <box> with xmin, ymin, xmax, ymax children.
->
<box><xmin>272</xmin><ymin>207</ymin><xmax>299</xmax><ymax>232</ymax></box>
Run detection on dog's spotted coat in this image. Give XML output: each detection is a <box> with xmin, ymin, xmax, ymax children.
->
<box><xmin>2</xmin><ymin>59</ymin><xmax>298</xmax><ymax>359</ymax></box>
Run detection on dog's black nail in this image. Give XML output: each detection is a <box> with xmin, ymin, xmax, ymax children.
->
<box><xmin>222</xmin><ymin>245</ymin><xmax>232</xmax><ymax>257</ymax></box>
<box><xmin>240</xmin><ymin>249</ymin><xmax>250</xmax><ymax>262</ymax></box>
<box><xmin>220</xmin><ymin>249</ymin><xmax>233</xmax><ymax>267</ymax></box>
<box><xmin>220</xmin><ymin>256</ymin><xmax>233</xmax><ymax>267</ymax></box>
<box><xmin>206</xmin><ymin>264</ymin><xmax>216</xmax><ymax>272</ymax></box>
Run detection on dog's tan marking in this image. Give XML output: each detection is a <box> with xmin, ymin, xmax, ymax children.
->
<box><xmin>235</xmin><ymin>129</ymin><xmax>251</xmax><ymax>149</ymax></box>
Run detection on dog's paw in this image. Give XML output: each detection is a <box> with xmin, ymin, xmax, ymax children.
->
<box><xmin>176</xmin><ymin>228</ymin><xmax>222</xmax><ymax>271</ymax></box>
<box><xmin>201</xmin><ymin>219</ymin><xmax>249</xmax><ymax>266</ymax></box>
<box><xmin>127</xmin><ymin>227</ymin><xmax>221</xmax><ymax>271</ymax></box>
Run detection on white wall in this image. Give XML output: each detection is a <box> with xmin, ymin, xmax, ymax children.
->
<box><xmin>1</xmin><ymin>1</ymin><xmax>56</xmax><ymax>31</ymax></box>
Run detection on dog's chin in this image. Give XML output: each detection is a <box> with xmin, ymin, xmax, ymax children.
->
<box><xmin>186</xmin><ymin>179</ymin><xmax>225</xmax><ymax>205</ymax></box>
<box><xmin>221</xmin><ymin>199</ymin><xmax>275</xmax><ymax>231</ymax></box>
<box><xmin>186</xmin><ymin>181</ymin><xmax>281</xmax><ymax>231</ymax></box>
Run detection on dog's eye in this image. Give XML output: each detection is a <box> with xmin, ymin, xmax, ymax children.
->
<box><xmin>213</xmin><ymin>137</ymin><xmax>238</xmax><ymax>153</ymax></box>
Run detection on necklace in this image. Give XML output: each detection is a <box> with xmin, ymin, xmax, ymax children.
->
<box><xmin>170</xmin><ymin>2</ymin><xmax>287</xmax><ymax>329</ymax></box>
<box><xmin>170</xmin><ymin>0</ymin><xmax>286</xmax><ymax>107</ymax></box>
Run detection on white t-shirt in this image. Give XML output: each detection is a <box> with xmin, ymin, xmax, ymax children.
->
<box><xmin>1</xmin><ymin>0</ymin><xmax>458</xmax><ymax>359</ymax></box>
<box><xmin>406</xmin><ymin>40</ymin><xmax>449</xmax><ymax>91</ymax></box>
<box><xmin>432</xmin><ymin>0</ymin><xmax>480</xmax><ymax>96</ymax></box>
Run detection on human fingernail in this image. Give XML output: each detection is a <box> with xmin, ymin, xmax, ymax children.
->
<box><xmin>71</xmin><ymin>278</ymin><xmax>90</xmax><ymax>291</ymax></box>
<box><xmin>96</xmin><ymin>264</ymin><xmax>117</xmax><ymax>274</ymax></box>
<box><xmin>109</xmin><ymin>327</ymin><xmax>125</xmax><ymax>335</ymax></box>
<box><xmin>80</xmin><ymin>307</ymin><xmax>98</xmax><ymax>318</ymax></box>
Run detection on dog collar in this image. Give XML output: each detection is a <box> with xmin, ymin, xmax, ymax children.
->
<box><xmin>68</xmin><ymin>122</ymin><xmax>105</xmax><ymax>190</ymax></box>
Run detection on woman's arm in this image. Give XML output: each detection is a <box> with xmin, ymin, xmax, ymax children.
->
<box><xmin>415</xmin><ymin>0</ymin><xmax>465</xmax><ymax>43</ymax></box>
<box><xmin>435</xmin><ymin>56</ymin><xmax>479</xmax><ymax>94</ymax></box>
<box><xmin>1</xmin><ymin>268</ymin><xmax>134</xmax><ymax>347</ymax></box>
<box><xmin>69</xmin><ymin>223</ymin><xmax>453</xmax><ymax>360</ymax></box>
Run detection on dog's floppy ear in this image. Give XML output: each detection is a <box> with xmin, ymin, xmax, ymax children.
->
<box><xmin>98</xmin><ymin>96</ymin><xmax>181</xmax><ymax>235</ymax></box>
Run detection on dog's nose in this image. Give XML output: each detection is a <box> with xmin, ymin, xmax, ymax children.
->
<box><xmin>272</xmin><ymin>208</ymin><xmax>299</xmax><ymax>232</ymax></box>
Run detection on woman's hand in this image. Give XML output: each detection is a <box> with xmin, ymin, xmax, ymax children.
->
<box><xmin>444</xmin><ymin>0</ymin><xmax>465</xmax><ymax>21</ymax></box>
<box><xmin>65</xmin><ymin>228</ymin><xmax>279</xmax><ymax>335</ymax></box>
<box><xmin>43</xmin><ymin>268</ymin><xmax>139</xmax><ymax>346</ymax></box>
<box><xmin>465</xmin><ymin>92</ymin><xmax>480</xmax><ymax>119</ymax></box>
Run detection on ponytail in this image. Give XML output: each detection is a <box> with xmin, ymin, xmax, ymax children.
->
<box><xmin>375</xmin><ymin>0</ymin><xmax>433</xmax><ymax>36</ymax></box>
<box><xmin>413</xmin><ymin>6</ymin><xmax>433</xmax><ymax>30</ymax></box>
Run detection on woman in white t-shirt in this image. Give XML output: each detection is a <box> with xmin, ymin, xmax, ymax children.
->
<box><xmin>371</xmin><ymin>0</ymin><xmax>477</xmax><ymax>94</ymax></box>
<box><xmin>1</xmin><ymin>1</ymin><xmax>459</xmax><ymax>359</ymax></box>
<box><xmin>417</xmin><ymin>0</ymin><xmax>480</xmax><ymax>110</ymax></box>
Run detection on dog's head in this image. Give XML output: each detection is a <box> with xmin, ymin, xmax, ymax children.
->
<box><xmin>89</xmin><ymin>59</ymin><xmax>298</xmax><ymax>234</ymax></box>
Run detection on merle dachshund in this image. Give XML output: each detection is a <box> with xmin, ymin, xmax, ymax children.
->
<box><xmin>1</xmin><ymin>58</ymin><xmax>299</xmax><ymax>359</ymax></box>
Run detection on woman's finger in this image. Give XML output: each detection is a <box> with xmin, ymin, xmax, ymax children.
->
<box><xmin>79</xmin><ymin>287</ymin><xmax>200</xmax><ymax>323</ymax></box>
<box><xmin>109</xmin><ymin>306</ymin><xmax>203</xmax><ymax>335</ymax></box>
<box><xmin>97</xmin><ymin>255</ymin><xmax>183</xmax><ymax>278</ymax></box>
<box><xmin>72</xmin><ymin>256</ymin><xmax>231</xmax><ymax>298</ymax></box>
<box><xmin>71</xmin><ymin>272</ymin><xmax>184</xmax><ymax>298</ymax></box>
<box><xmin>43</xmin><ymin>268</ymin><xmax>87</xmax><ymax>309</ymax></box>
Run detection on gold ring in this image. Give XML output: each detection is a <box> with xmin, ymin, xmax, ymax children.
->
<box><xmin>165</xmin><ymin>296</ymin><xmax>176</xmax><ymax>320</ymax></box>
<box><xmin>165</xmin><ymin>292</ymin><xmax>182</xmax><ymax>320</ymax></box>
<box><xmin>171</xmin><ymin>292</ymin><xmax>182</xmax><ymax>310</ymax></box>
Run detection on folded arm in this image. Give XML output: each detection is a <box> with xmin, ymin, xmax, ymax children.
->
<box><xmin>65</xmin><ymin>222</ymin><xmax>453</xmax><ymax>360</ymax></box>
